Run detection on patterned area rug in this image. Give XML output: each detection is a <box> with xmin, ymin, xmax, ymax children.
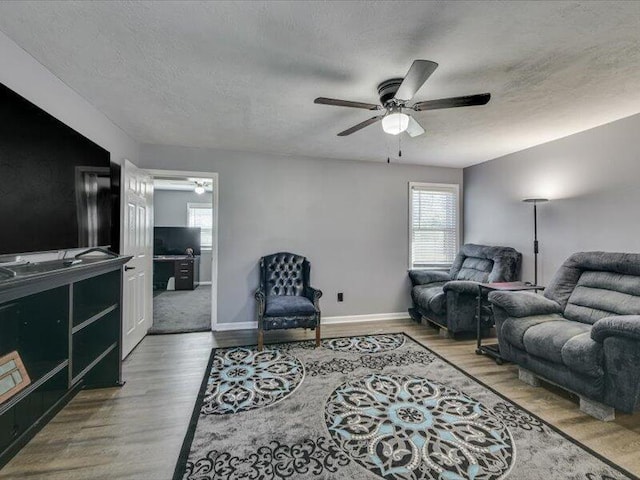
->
<box><xmin>174</xmin><ymin>333</ymin><xmax>637</xmax><ymax>480</ymax></box>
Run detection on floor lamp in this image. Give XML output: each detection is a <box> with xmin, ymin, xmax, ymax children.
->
<box><xmin>522</xmin><ymin>198</ymin><xmax>549</xmax><ymax>285</ymax></box>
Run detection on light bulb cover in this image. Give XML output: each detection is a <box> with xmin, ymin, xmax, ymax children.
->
<box><xmin>194</xmin><ymin>184</ymin><xmax>205</xmax><ymax>195</ymax></box>
<box><xmin>382</xmin><ymin>112</ymin><xmax>410</xmax><ymax>135</ymax></box>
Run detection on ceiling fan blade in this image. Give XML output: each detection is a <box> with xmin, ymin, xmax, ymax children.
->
<box><xmin>406</xmin><ymin>116</ymin><xmax>425</xmax><ymax>137</ymax></box>
<box><xmin>412</xmin><ymin>93</ymin><xmax>491</xmax><ymax>111</ymax></box>
<box><xmin>314</xmin><ymin>97</ymin><xmax>380</xmax><ymax>110</ymax></box>
<box><xmin>394</xmin><ymin>60</ymin><xmax>439</xmax><ymax>102</ymax></box>
<box><xmin>337</xmin><ymin>116</ymin><xmax>382</xmax><ymax>136</ymax></box>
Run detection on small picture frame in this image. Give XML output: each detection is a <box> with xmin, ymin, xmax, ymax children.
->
<box><xmin>0</xmin><ymin>351</ymin><xmax>31</xmax><ymax>404</ymax></box>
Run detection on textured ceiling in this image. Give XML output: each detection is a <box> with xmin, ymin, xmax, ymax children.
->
<box><xmin>1</xmin><ymin>1</ymin><xmax>639</xmax><ymax>167</ymax></box>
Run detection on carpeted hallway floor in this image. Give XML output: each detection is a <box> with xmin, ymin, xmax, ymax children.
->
<box><xmin>150</xmin><ymin>286</ymin><xmax>211</xmax><ymax>334</ymax></box>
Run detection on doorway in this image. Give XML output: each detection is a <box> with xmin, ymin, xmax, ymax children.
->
<box><xmin>147</xmin><ymin>170</ymin><xmax>218</xmax><ymax>333</ymax></box>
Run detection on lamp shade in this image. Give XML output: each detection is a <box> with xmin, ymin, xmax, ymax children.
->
<box><xmin>382</xmin><ymin>112</ymin><xmax>409</xmax><ymax>135</ymax></box>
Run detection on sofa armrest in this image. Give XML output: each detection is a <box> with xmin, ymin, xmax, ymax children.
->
<box><xmin>408</xmin><ymin>269</ymin><xmax>451</xmax><ymax>286</ymax></box>
<box><xmin>488</xmin><ymin>290</ymin><xmax>562</xmax><ymax>318</ymax></box>
<box><xmin>592</xmin><ymin>315</ymin><xmax>640</xmax><ymax>343</ymax></box>
<box><xmin>305</xmin><ymin>286</ymin><xmax>323</xmax><ymax>309</ymax></box>
<box><xmin>443</xmin><ymin>280</ymin><xmax>479</xmax><ymax>295</ymax></box>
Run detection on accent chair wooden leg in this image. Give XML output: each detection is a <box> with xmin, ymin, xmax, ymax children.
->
<box><xmin>258</xmin><ymin>328</ymin><xmax>264</xmax><ymax>351</ymax></box>
<box><xmin>315</xmin><ymin>325</ymin><xmax>321</xmax><ymax>347</ymax></box>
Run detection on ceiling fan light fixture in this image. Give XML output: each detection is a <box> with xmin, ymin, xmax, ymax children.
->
<box><xmin>194</xmin><ymin>182</ymin><xmax>205</xmax><ymax>195</ymax></box>
<box><xmin>382</xmin><ymin>112</ymin><xmax>409</xmax><ymax>135</ymax></box>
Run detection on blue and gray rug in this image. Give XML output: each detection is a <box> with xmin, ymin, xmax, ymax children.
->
<box><xmin>174</xmin><ymin>333</ymin><xmax>636</xmax><ymax>480</ymax></box>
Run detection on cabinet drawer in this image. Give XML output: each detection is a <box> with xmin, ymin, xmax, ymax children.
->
<box><xmin>175</xmin><ymin>275</ymin><xmax>194</xmax><ymax>289</ymax></box>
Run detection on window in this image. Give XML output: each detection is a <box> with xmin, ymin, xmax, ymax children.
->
<box><xmin>187</xmin><ymin>203</ymin><xmax>213</xmax><ymax>249</ymax></box>
<box><xmin>409</xmin><ymin>182</ymin><xmax>459</xmax><ymax>268</ymax></box>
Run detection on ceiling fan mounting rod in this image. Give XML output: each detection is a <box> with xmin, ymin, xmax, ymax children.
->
<box><xmin>377</xmin><ymin>78</ymin><xmax>404</xmax><ymax>105</ymax></box>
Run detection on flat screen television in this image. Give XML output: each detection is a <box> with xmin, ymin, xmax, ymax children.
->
<box><xmin>0</xmin><ymin>82</ymin><xmax>112</xmax><ymax>256</ymax></box>
<box><xmin>154</xmin><ymin>227</ymin><xmax>201</xmax><ymax>256</ymax></box>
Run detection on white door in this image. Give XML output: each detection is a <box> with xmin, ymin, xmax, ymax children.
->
<box><xmin>121</xmin><ymin>159</ymin><xmax>153</xmax><ymax>359</ymax></box>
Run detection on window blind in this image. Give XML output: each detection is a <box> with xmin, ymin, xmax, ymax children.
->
<box><xmin>187</xmin><ymin>203</ymin><xmax>213</xmax><ymax>249</ymax></box>
<box><xmin>410</xmin><ymin>184</ymin><xmax>458</xmax><ymax>268</ymax></box>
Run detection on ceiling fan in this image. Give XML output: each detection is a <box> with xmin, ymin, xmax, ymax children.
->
<box><xmin>314</xmin><ymin>60</ymin><xmax>490</xmax><ymax>137</ymax></box>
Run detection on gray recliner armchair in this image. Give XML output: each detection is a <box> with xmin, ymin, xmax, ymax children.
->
<box><xmin>408</xmin><ymin>244</ymin><xmax>522</xmax><ymax>336</ymax></box>
<box><xmin>255</xmin><ymin>252</ymin><xmax>322</xmax><ymax>351</ymax></box>
<box><xmin>490</xmin><ymin>251</ymin><xmax>640</xmax><ymax>420</ymax></box>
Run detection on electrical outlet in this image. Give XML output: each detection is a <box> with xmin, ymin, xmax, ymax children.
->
<box><xmin>337</xmin><ymin>292</ymin><xmax>344</xmax><ymax>302</ymax></box>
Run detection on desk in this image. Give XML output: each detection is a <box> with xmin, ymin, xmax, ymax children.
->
<box><xmin>476</xmin><ymin>282</ymin><xmax>544</xmax><ymax>364</ymax></box>
<box><xmin>153</xmin><ymin>256</ymin><xmax>200</xmax><ymax>291</ymax></box>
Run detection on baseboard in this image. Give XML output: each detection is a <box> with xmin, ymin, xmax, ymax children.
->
<box><xmin>199</xmin><ymin>281</ymin><xmax>212</xmax><ymax>285</ymax></box>
<box><xmin>322</xmin><ymin>312</ymin><xmax>408</xmax><ymax>324</ymax></box>
<box><xmin>212</xmin><ymin>312</ymin><xmax>409</xmax><ymax>332</ymax></box>
<box><xmin>212</xmin><ymin>321</ymin><xmax>257</xmax><ymax>331</ymax></box>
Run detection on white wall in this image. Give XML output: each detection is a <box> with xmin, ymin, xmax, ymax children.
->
<box><xmin>464</xmin><ymin>112</ymin><xmax>640</xmax><ymax>286</ymax></box>
<box><xmin>0</xmin><ymin>30</ymin><xmax>138</xmax><ymax>165</ymax></box>
<box><xmin>140</xmin><ymin>144</ymin><xmax>463</xmax><ymax>326</ymax></box>
<box><xmin>154</xmin><ymin>190</ymin><xmax>213</xmax><ymax>282</ymax></box>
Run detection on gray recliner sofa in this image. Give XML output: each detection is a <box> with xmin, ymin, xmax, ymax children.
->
<box><xmin>408</xmin><ymin>244</ymin><xmax>522</xmax><ymax>336</ymax></box>
<box><xmin>490</xmin><ymin>251</ymin><xmax>640</xmax><ymax>420</ymax></box>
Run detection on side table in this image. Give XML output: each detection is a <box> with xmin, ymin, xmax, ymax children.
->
<box><xmin>476</xmin><ymin>282</ymin><xmax>544</xmax><ymax>364</ymax></box>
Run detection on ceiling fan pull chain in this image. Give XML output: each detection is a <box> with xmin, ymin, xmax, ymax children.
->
<box><xmin>398</xmin><ymin>134</ymin><xmax>402</xmax><ymax>158</ymax></box>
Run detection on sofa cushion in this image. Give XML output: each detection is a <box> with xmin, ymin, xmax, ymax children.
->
<box><xmin>543</xmin><ymin>252</ymin><xmax>640</xmax><ymax>314</ymax></box>
<box><xmin>265</xmin><ymin>295</ymin><xmax>316</xmax><ymax>317</ymax></box>
<box><xmin>523</xmin><ymin>320</ymin><xmax>591</xmax><ymax>364</ymax></box>
<box><xmin>449</xmin><ymin>244</ymin><xmax>521</xmax><ymax>284</ymax></box>
<box><xmin>564</xmin><ymin>271</ymin><xmax>640</xmax><ymax>325</ymax></box>
<box><xmin>456</xmin><ymin>257</ymin><xmax>493</xmax><ymax>282</ymax></box>
<box><xmin>412</xmin><ymin>284</ymin><xmax>446</xmax><ymax>311</ymax></box>
<box><xmin>501</xmin><ymin>315</ymin><xmax>604</xmax><ymax>377</ymax></box>
<box><xmin>428</xmin><ymin>291</ymin><xmax>447</xmax><ymax>315</ymax></box>
<box><xmin>561</xmin><ymin>332</ymin><xmax>604</xmax><ymax>377</ymax></box>
<box><xmin>501</xmin><ymin>314</ymin><xmax>562</xmax><ymax>350</ymax></box>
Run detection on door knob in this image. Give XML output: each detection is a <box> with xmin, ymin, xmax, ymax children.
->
<box><xmin>125</xmin><ymin>266</ymin><xmax>136</xmax><ymax>271</ymax></box>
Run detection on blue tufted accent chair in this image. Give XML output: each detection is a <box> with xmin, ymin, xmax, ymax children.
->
<box><xmin>255</xmin><ymin>252</ymin><xmax>322</xmax><ymax>351</ymax></box>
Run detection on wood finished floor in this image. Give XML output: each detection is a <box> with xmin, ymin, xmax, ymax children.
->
<box><xmin>1</xmin><ymin>318</ymin><xmax>639</xmax><ymax>479</ymax></box>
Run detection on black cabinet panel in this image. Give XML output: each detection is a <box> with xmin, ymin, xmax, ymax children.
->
<box><xmin>0</xmin><ymin>263</ymin><xmax>123</xmax><ymax>468</ymax></box>
<box><xmin>73</xmin><ymin>269</ymin><xmax>119</xmax><ymax>326</ymax></box>
<box><xmin>0</xmin><ymin>287</ymin><xmax>68</xmax><ymax>387</ymax></box>
<box><xmin>72</xmin><ymin>309</ymin><xmax>118</xmax><ymax>380</ymax></box>
<box><xmin>0</xmin><ymin>408</ymin><xmax>12</xmax><ymax>452</ymax></box>
<box><xmin>0</xmin><ymin>367</ymin><xmax>67</xmax><ymax>456</ymax></box>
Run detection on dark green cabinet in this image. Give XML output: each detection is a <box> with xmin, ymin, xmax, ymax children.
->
<box><xmin>0</xmin><ymin>257</ymin><xmax>128</xmax><ymax>468</ymax></box>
